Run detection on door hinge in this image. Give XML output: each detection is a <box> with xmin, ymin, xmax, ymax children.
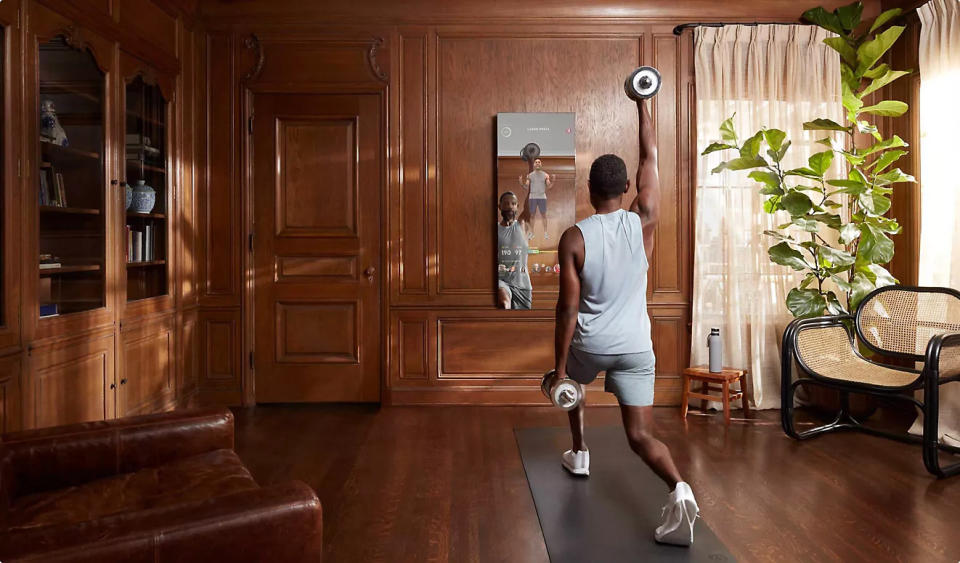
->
<box><xmin>249</xmin><ymin>351</ymin><xmax>255</xmax><ymax>370</ymax></box>
<box><xmin>248</xmin><ymin>232</ymin><xmax>254</xmax><ymax>252</ymax></box>
<box><xmin>248</xmin><ymin>114</ymin><xmax>254</xmax><ymax>134</ymax></box>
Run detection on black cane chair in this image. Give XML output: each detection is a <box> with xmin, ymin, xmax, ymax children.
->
<box><xmin>780</xmin><ymin>285</ymin><xmax>960</xmax><ymax>477</ymax></box>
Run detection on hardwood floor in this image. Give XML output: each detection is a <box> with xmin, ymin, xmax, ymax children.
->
<box><xmin>232</xmin><ymin>405</ymin><xmax>960</xmax><ymax>562</ymax></box>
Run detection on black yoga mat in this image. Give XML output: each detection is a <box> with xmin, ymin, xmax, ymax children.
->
<box><xmin>515</xmin><ymin>426</ymin><xmax>734</xmax><ymax>563</ymax></box>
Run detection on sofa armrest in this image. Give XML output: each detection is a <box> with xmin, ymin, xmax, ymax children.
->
<box><xmin>0</xmin><ymin>481</ymin><xmax>322</xmax><ymax>562</ymax></box>
<box><xmin>1</xmin><ymin>408</ymin><xmax>234</xmax><ymax>498</ymax></box>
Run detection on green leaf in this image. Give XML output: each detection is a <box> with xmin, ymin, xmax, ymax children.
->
<box><xmin>740</xmin><ymin>131</ymin><xmax>764</xmax><ymax>159</ymax></box>
<box><xmin>785</xmin><ymin>167</ymin><xmax>822</xmax><ymax>180</ymax></box>
<box><xmin>810</xmin><ymin>213</ymin><xmax>842</xmax><ymax>229</ymax></box>
<box><xmin>825</xmin><ymin>291</ymin><xmax>847</xmax><ymax>316</ymax></box>
<box><xmin>827</xmin><ymin>178</ymin><xmax>865</xmax><ymax>190</ymax></box>
<box><xmin>839</xmin><ymin>223</ymin><xmax>861</xmax><ymax>245</ymax></box>
<box><xmin>800</xmin><ymin>273</ymin><xmax>817</xmax><ymax>289</ymax></box>
<box><xmin>857</xmin><ymin>224</ymin><xmax>894</xmax><ymax>265</ymax></box>
<box><xmin>863</xmin><ymin>63</ymin><xmax>890</xmax><ymax>80</ymax></box>
<box><xmin>859</xmin><ymin>100</ymin><xmax>908</xmax><ymax>117</ymax></box>
<box><xmin>849</xmin><ymin>272</ymin><xmax>875</xmax><ymax>309</ymax></box>
<box><xmin>869</xmin><ymin>7</ymin><xmax>903</xmax><ymax>34</ymax></box>
<box><xmin>823</xmin><ymin>199</ymin><xmax>843</xmax><ymax>209</ymax></box>
<box><xmin>856</xmin><ymin>26</ymin><xmax>905</xmax><ymax>76</ymax></box>
<box><xmin>849</xmin><ymin>167</ymin><xmax>870</xmax><ymax>186</ymax></box>
<box><xmin>843</xmin><ymin>152</ymin><xmax>867</xmax><ymax>167</ymax></box>
<box><xmin>720</xmin><ymin>114</ymin><xmax>737</xmax><ymax>143</ymax></box>
<box><xmin>711</xmin><ymin>156</ymin><xmax>768</xmax><ymax>174</ymax></box>
<box><xmin>859</xmin><ymin>135</ymin><xmax>907</xmax><ymax>156</ymax></box>
<box><xmin>865</xmin><ymin>263</ymin><xmax>898</xmax><ymax>287</ymax></box>
<box><xmin>818</xmin><ymin>245</ymin><xmax>856</xmax><ymax>269</ymax></box>
<box><xmin>769</xmin><ymin>242</ymin><xmax>810</xmax><ymax>271</ymax></box>
<box><xmin>763</xmin><ymin>230</ymin><xmax>795</xmax><ymax>242</ymax></box>
<box><xmin>858</xmin><ymin>192</ymin><xmax>892</xmax><ymax>215</ymax></box>
<box><xmin>775</xmin><ymin>140</ymin><xmax>791</xmax><ymax>162</ymax></box>
<box><xmin>824</xmin><ymin>36</ymin><xmax>858</xmax><ymax>66</ymax></box>
<box><xmin>701</xmin><ymin>142</ymin><xmax>737</xmax><ymax>155</ymax></box>
<box><xmin>865</xmin><ymin>215</ymin><xmax>901</xmax><ymax>234</ymax></box>
<box><xmin>803</xmin><ymin>7</ymin><xmax>846</xmax><ymax>35</ymax></box>
<box><xmin>786</xmin><ymin>288</ymin><xmax>828</xmax><ymax>318</ymax></box>
<box><xmin>808</xmin><ymin>151</ymin><xmax>835</xmax><ymax>177</ymax></box>
<box><xmin>869</xmin><ymin>149</ymin><xmax>907</xmax><ymax>173</ymax></box>
<box><xmin>860</xmin><ymin>69</ymin><xmax>911</xmax><ymax>98</ymax></box>
<box><xmin>748</xmin><ymin>170</ymin><xmax>780</xmax><ymax>186</ymax></box>
<box><xmin>763</xmin><ymin>129</ymin><xmax>787</xmax><ymax>152</ymax></box>
<box><xmin>855</xmin><ymin>120</ymin><xmax>882</xmax><ymax>141</ymax></box>
<box><xmin>874</xmin><ymin>167</ymin><xmax>915</xmax><ymax>186</ymax></box>
<box><xmin>792</xmin><ymin>217</ymin><xmax>821</xmax><ymax>232</ymax></box>
<box><xmin>842</xmin><ymin>82</ymin><xmax>864</xmax><ymax>118</ymax></box>
<box><xmin>782</xmin><ymin>191</ymin><xmax>814</xmax><ymax>216</ymax></box>
<box><xmin>804</xmin><ymin>118</ymin><xmax>849</xmax><ymax>132</ymax></box>
<box><xmin>837</xmin><ymin>2</ymin><xmax>863</xmax><ymax>32</ymax></box>
<box><xmin>763</xmin><ymin>196</ymin><xmax>782</xmax><ymax>213</ymax></box>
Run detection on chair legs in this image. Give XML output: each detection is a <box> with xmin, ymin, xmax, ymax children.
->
<box><xmin>923</xmin><ymin>375</ymin><xmax>960</xmax><ymax>478</ymax></box>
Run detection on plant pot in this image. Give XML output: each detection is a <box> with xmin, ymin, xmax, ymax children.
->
<box><xmin>130</xmin><ymin>180</ymin><xmax>156</xmax><ymax>214</ymax></box>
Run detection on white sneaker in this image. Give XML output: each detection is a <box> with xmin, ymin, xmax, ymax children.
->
<box><xmin>654</xmin><ymin>482</ymin><xmax>699</xmax><ymax>546</ymax></box>
<box><xmin>561</xmin><ymin>449</ymin><xmax>590</xmax><ymax>476</ymax></box>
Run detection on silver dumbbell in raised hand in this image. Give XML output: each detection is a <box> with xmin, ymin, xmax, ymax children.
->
<box><xmin>541</xmin><ymin>369</ymin><xmax>584</xmax><ymax>411</ymax></box>
<box><xmin>624</xmin><ymin>66</ymin><xmax>662</xmax><ymax>101</ymax></box>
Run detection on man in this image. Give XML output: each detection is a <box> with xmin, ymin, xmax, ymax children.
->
<box><xmin>497</xmin><ymin>191</ymin><xmax>533</xmax><ymax>310</ymax></box>
<box><xmin>518</xmin><ymin>158</ymin><xmax>554</xmax><ymax>241</ymax></box>
<box><xmin>547</xmin><ymin>100</ymin><xmax>699</xmax><ymax>546</ymax></box>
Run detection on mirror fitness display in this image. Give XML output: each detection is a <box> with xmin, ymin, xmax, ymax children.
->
<box><xmin>495</xmin><ymin>112</ymin><xmax>575</xmax><ymax>310</ymax></box>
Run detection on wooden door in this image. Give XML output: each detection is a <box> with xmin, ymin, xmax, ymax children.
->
<box><xmin>253</xmin><ymin>94</ymin><xmax>382</xmax><ymax>403</ymax></box>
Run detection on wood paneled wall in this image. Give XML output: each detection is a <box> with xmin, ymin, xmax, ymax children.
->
<box><xmin>196</xmin><ymin>0</ymin><xmax>889</xmax><ymax>406</ymax></box>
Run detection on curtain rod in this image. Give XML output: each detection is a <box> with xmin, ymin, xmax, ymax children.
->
<box><xmin>672</xmin><ymin>22</ymin><xmax>807</xmax><ymax>36</ymax></box>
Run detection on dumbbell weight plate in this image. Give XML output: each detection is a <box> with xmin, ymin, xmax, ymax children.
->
<box><xmin>624</xmin><ymin>66</ymin><xmax>662</xmax><ymax>101</ymax></box>
<box><xmin>520</xmin><ymin>142</ymin><xmax>541</xmax><ymax>162</ymax></box>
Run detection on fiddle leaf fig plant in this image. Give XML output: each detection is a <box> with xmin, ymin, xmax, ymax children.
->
<box><xmin>703</xmin><ymin>1</ymin><xmax>914</xmax><ymax>319</ymax></box>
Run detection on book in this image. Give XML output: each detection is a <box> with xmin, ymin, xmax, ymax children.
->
<box><xmin>39</xmin><ymin>303</ymin><xmax>59</xmax><ymax>318</ymax></box>
<box><xmin>125</xmin><ymin>225</ymin><xmax>131</xmax><ymax>262</ymax></box>
<box><xmin>54</xmin><ymin>172</ymin><xmax>66</xmax><ymax>207</ymax></box>
<box><xmin>39</xmin><ymin>263</ymin><xmax>62</xmax><ymax>270</ymax></box>
<box><xmin>39</xmin><ymin>169</ymin><xmax>50</xmax><ymax>206</ymax></box>
<box><xmin>132</xmin><ymin>230</ymin><xmax>142</xmax><ymax>262</ymax></box>
<box><xmin>144</xmin><ymin>225</ymin><xmax>152</xmax><ymax>261</ymax></box>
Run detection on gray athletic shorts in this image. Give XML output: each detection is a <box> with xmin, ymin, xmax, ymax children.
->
<box><xmin>498</xmin><ymin>280</ymin><xmax>532</xmax><ymax>309</ymax></box>
<box><xmin>565</xmin><ymin>347</ymin><xmax>656</xmax><ymax>407</ymax></box>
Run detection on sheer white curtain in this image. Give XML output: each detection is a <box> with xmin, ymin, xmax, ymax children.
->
<box><xmin>692</xmin><ymin>25</ymin><xmax>843</xmax><ymax>409</ymax></box>
<box><xmin>916</xmin><ymin>0</ymin><xmax>960</xmax><ymax>445</ymax></box>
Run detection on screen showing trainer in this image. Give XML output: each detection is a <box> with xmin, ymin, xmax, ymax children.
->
<box><xmin>495</xmin><ymin>112</ymin><xmax>576</xmax><ymax>310</ymax></box>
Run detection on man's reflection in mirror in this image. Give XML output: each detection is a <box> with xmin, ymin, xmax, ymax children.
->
<box><xmin>518</xmin><ymin>158</ymin><xmax>554</xmax><ymax>243</ymax></box>
<box><xmin>497</xmin><ymin>191</ymin><xmax>533</xmax><ymax>309</ymax></box>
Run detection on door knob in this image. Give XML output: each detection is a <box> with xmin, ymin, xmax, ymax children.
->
<box><xmin>364</xmin><ymin>266</ymin><xmax>376</xmax><ymax>278</ymax></box>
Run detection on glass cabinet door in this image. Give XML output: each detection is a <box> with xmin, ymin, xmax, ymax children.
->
<box><xmin>124</xmin><ymin>75</ymin><xmax>168</xmax><ymax>302</ymax></box>
<box><xmin>37</xmin><ymin>36</ymin><xmax>107</xmax><ymax>317</ymax></box>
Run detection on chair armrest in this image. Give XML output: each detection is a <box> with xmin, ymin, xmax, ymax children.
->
<box><xmin>0</xmin><ymin>481</ymin><xmax>322</xmax><ymax>562</ymax></box>
<box><xmin>1</xmin><ymin>408</ymin><xmax>234</xmax><ymax>498</ymax></box>
<box><xmin>925</xmin><ymin>332</ymin><xmax>960</xmax><ymax>380</ymax></box>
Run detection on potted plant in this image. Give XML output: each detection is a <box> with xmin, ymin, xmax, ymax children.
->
<box><xmin>703</xmin><ymin>1</ymin><xmax>914</xmax><ymax>413</ymax></box>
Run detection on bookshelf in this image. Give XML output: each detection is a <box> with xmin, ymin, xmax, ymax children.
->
<box><xmin>124</xmin><ymin>75</ymin><xmax>168</xmax><ymax>302</ymax></box>
<box><xmin>36</xmin><ymin>37</ymin><xmax>106</xmax><ymax>318</ymax></box>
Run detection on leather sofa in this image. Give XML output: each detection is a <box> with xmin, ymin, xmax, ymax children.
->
<box><xmin>0</xmin><ymin>407</ymin><xmax>322</xmax><ymax>561</ymax></box>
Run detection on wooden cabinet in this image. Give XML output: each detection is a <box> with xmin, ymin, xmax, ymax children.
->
<box><xmin>26</xmin><ymin>330</ymin><xmax>115</xmax><ymax>429</ymax></box>
<box><xmin>118</xmin><ymin>315</ymin><xmax>175</xmax><ymax>416</ymax></box>
<box><xmin>7</xmin><ymin>0</ymin><xmax>199</xmax><ymax>429</ymax></box>
<box><xmin>121</xmin><ymin>52</ymin><xmax>176</xmax><ymax>316</ymax></box>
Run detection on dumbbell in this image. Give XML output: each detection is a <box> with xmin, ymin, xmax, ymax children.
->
<box><xmin>541</xmin><ymin>369</ymin><xmax>584</xmax><ymax>411</ymax></box>
<box><xmin>624</xmin><ymin>66</ymin><xmax>662</xmax><ymax>101</ymax></box>
<box><xmin>520</xmin><ymin>142</ymin><xmax>541</xmax><ymax>162</ymax></box>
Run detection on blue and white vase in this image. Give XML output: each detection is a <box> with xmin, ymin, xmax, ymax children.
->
<box><xmin>131</xmin><ymin>180</ymin><xmax>156</xmax><ymax>213</ymax></box>
<box><xmin>125</xmin><ymin>182</ymin><xmax>133</xmax><ymax>211</ymax></box>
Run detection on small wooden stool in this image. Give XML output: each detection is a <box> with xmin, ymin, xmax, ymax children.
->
<box><xmin>681</xmin><ymin>366</ymin><xmax>750</xmax><ymax>425</ymax></box>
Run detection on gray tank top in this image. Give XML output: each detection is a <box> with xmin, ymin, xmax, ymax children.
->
<box><xmin>528</xmin><ymin>170</ymin><xmax>548</xmax><ymax>199</ymax></box>
<box><xmin>571</xmin><ymin>209</ymin><xmax>653</xmax><ymax>354</ymax></box>
<box><xmin>498</xmin><ymin>220</ymin><xmax>532</xmax><ymax>289</ymax></box>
